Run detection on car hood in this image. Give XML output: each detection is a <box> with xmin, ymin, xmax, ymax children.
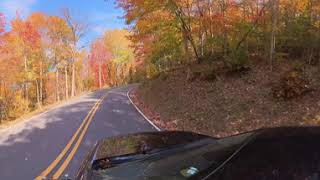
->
<box><xmin>77</xmin><ymin>127</ymin><xmax>320</xmax><ymax>180</ymax></box>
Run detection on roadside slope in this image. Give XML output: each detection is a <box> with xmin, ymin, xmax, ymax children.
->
<box><xmin>132</xmin><ymin>60</ymin><xmax>320</xmax><ymax>137</ymax></box>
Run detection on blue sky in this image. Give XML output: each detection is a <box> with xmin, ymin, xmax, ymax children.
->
<box><xmin>0</xmin><ymin>0</ymin><xmax>126</xmax><ymax>47</ymax></box>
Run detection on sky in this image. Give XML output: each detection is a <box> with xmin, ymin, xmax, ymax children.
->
<box><xmin>0</xmin><ymin>0</ymin><xmax>126</xmax><ymax>48</ymax></box>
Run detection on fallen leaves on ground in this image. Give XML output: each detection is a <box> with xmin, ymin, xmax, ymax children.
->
<box><xmin>134</xmin><ymin>59</ymin><xmax>320</xmax><ymax>137</ymax></box>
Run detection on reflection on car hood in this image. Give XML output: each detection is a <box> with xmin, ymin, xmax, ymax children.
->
<box><xmin>93</xmin><ymin>131</ymin><xmax>211</xmax><ymax>166</ymax></box>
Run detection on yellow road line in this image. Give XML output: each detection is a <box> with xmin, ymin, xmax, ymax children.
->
<box><xmin>35</xmin><ymin>96</ymin><xmax>105</xmax><ymax>180</ymax></box>
<box><xmin>52</xmin><ymin>94</ymin><xmax>107</xmax><ymax>179</ymax></box>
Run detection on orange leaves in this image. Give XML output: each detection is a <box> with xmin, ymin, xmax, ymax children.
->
<box><xmin>10</xmin><ymin>18</ymin><xmax>41</xmax><ymax>49</ymax></box>
<box><xmin>27</xmin><ymin>12</ymin><xmax>47</xmax><ymax>30</ymax></box>
<box><xmin>1</xmin><ymin>12</ymin><xmax>72</xmax><ymax>91</ymax></box>
<box><xmin>47</xmin><ymin>16</ymin><xmax>72</xmax><ymax>42</ymax></box>
<box><xmin>46</xmin><ymin>15</ymin><xmax>73</xmax><ymax>65</ymax></box>
<box><xmin>22</xmin><ymin>22</ymin><xmax>41</xmax><ymax>48</ymax></box>
<box><xmin>0</xmin><ymin>11</ymin><xmax>92</xmax><ymax>120</ymax></box>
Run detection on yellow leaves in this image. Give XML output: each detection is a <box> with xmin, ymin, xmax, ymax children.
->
<box><xmin>145</xmin><ymin>63</ymin><xmax>159</xmax><ymax>79</ymax></box>
<box><xmin>103</xmin><ymin>29</ymin><xmax>134</xmax><ymax>63</ymax></box>
<box><xmin>7</xmin><ymin>93</ymin><xmax>29</xmax><ymax>119</ymax></box>
<box><xmin>280</xmin><ymin>0</ymin><xmax>312</xmax><ymax>14</ymax></box>
<box><xmin>315</xmin><ymin>21</ymin><xmax>320</xmax><ymax>29</ymax></box>
<box><xmin>313</xmin><ymin>1</ymin><xmax>320</xmax><ymax>26</ymax></box>
<box><xmin>295</xmin><ymin>0</ymin><xmax>309</xmax><ymax>12</ymax></box>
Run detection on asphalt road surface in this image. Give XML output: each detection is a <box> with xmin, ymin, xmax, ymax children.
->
<box><xmin>0</xmin><ymin>85</ymin><xmax>158</xmax><ymax>180</ymax></box>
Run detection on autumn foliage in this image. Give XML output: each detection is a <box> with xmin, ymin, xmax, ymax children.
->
<box><xmin>89</xmin><ymin>29</ymin><xmax>135</xmax><ymax>88</ymax></box>
<box><xmin>0</xmin><ymin>0</ymin><xmax>319</xmax><ymax>123</ymax></box>
<box><xmin>117</xmin><ymin>0</ymin><xmax>320</xmax><ymax>77</ymax></box>
<box><xmin>0</xmin><ymin>12</ymin><xmax>135</xmax><ymax>122</ymax></box>
<box><xmin>89</xmin><ymin>40</ymin><xmax>111</xmax><ymax>88</ymax></box>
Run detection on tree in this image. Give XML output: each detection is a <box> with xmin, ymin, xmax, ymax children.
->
<box><xmin>89</xmin><ymin>39</ymin><xmax>111</xmax><ymax>88</ymax></box>
<box><xmin>103</xmin><ymin>29</ymin><xmax>135</xmax><ymax>85</ymax></box>
<box><xmin>88</xmin><ymin>29</ymin><xmax>135</xmax><ymax>88</ymax></box>
<box><xmin>0</xmin><ymin>11</ymin><xmax>96</xmax><ymax>122</ymax></box>
<box><xmin>116</xmin><ymin>0</ymin><xmax>320</xmax><ymax>75</ymax></box>
<box><xmin>62</xmin><ymin>9</ymin><xmax>88</xmax><ymax>97</ymax></box>
<box><xmin>47</xmin><ymin>16</ymin><xmax>72</xmax><ymax>101</ymax></box>
<box><xmin>269</xmin><ymin>0</ymin><xmax>278</xmax><ymax>71</ymax></box>
<box><xmin>27</xmin><ymin>12</ymin><xmax>49</xmax><ymax>107</ymax></box>
<box><xmin>9</xmin><ymin>16</ymin><xmax>41</xmax><ymax>109</ymax></box>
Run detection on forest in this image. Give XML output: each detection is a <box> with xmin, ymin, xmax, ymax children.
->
<box><xmin>116</xmin><ymin>0</ymin><xmax>320</xmax><ymax>77</ymax></box>
<box><xmin>0</xmin><ymin>0</ymin><xmax>319</xmax><ymax>132</ymax></box>
<box><xmin>0</xmin><ymin>10</ymin><xmax>134</xmax><ymax>122</ymax></box>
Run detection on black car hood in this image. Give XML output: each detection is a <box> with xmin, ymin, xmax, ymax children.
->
<box><xmin>77</xmin><ymin>127</ymin><xmax>320</xmax><ymax>180</ymax></box>
<box><xmin>76</xmin><ymin>131</ymin><xmax>216</xmax><ymax>180</ymax></box>
<box><xmin>204</xmin><ymin>127</ymin><xmax>320</xmax><ymax>180</ymax></box>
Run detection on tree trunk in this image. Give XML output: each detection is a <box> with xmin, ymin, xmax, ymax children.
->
<box><xmin>269</xmin><ymin>0</ymin><xmax>278</xmax><ymax>71</ymax></box>
<box><xmin>0</xmin><ymin>80</ymin><xmax>2</xmax><ymax>122</ymax></box>
<box><xmin>65</xmin><ymin>66</ymin><xmax>69</xmax><ymax>100</ymax></box>
<box><xmin>208</xmin><ymin>0</ymin><xmax>214</xmax><ymax>55</ymax></box>
<box><xmin>36</xmin><ymin>80</ymin><xmax>41</xmax><ymax>109</ymax></box>
<box><xmin>200</xmin><ymin>32</ymin><xmax>205</xmax><ymax>57</ymax></box>
<box><xmin>318</xmin><ymin>51</ymin><xmax>320</xmax><ymax>73</ymax></box>
<box><xmin>168</xmin><ymin>0</ymin><xmax>200</xmax><ymax>63</ymax></box>
<box><xmin>71</xmin><ymin>62</ymin><xmax>76</xmax><ymax>97</ymax></box>
<box><xmin>196</xmin><ymin>0</ymin><xmax>205</xmax><ymax>57</ymax></box>
<box><xmin>0</xmin><ymin>79</ymin><xmax>2</xmax><ymax>98</ymax></box>
<box><xmin>56</xmin><ymin>70</ymin><xmax>60</xmax><ymax>102</ymax></box>
<box><xmin>103</xmin><ymin>65</ymin><xmax>107</xmax><ymax>86</ymax></box>
<box><xmin>24</xmin><ymin>56</ymin><xmax>29</xmax><ymax>110</ymax></box>
<box><xmin>221</xmin><ymin>0</ymin><xmax>228</xmax><ymax>57</ymax></box>
<box><xmin>99</xmin><ymin>63</ymin><xmax>102</xmax><ymax>89</ymax></box>
<box><xmin>39</xmin><ymin>61</ymin><xmax>43</xmax><ymax>106</ymax></box>
<box><xmin>270</xmin><ymin>27</ymin><xmax>276</xmax><ymax>71</ymax></box>
<box><xmin>182</xmin><ymin>27</ymin><xmax>190</xmax><ymax>63</ymax></box>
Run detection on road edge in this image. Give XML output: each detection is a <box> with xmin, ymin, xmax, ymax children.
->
<box><xmin>127</xmin><ymin>89</ymin><xmax>161</xmax><ymax>131</ymax></box>
<box><xmin>0</xmin><ymin>90</ymin><xmax>97</xmax><ymax>130</ymax></box>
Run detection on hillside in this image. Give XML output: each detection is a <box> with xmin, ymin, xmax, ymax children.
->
<box><xmin>131</xmin><ymin>58</ymin><xmax>320</xmax><ymax>137</ymax></box>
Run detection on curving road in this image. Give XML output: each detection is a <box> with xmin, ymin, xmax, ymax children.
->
<box><xmin>0</xmin><ymin>85</ymin><xmax>157</xmax><ymax>180</ymax></box>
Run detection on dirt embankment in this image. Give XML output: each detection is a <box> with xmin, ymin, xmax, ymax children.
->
<box><xmin>130</xmin><ymin>59</ymin><xmax>320</xmax><ymax>137</ymax></box>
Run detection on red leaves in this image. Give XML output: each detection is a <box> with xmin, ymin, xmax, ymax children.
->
<box><xmin>90</xmin><ymin>40</ymin><xmax>112</xmax><ymax>62</ymax></box>
<box><xmin>89</xmin><ymin>39</ymin><xmax>112</xmax><ymax>87</ymax></box>
<box><xmin>22</xmin><ymin>22</ymin><xmax>41</xmax><ymax>48</ymax></box>
<box><xmin>11</xmin><ymin>18</ymin><xmax>41</xmax><ymax>49</ymax></box>
<box><xmin>89</xmin><ymin>29</ymin><xmax>135</xmax><ymax>88</ymax></box>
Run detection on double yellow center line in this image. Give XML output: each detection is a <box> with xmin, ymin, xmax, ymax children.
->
<box><xmin>35</xmin><ymin>94</ymin><xmax>107</xmax><ymax>180</ymax></box>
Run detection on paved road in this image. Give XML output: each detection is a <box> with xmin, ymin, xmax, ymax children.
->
<box><xmin>0</xmin><ymin>85</ymin><xmax>157</xmax><ymax>180</ymax></box>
